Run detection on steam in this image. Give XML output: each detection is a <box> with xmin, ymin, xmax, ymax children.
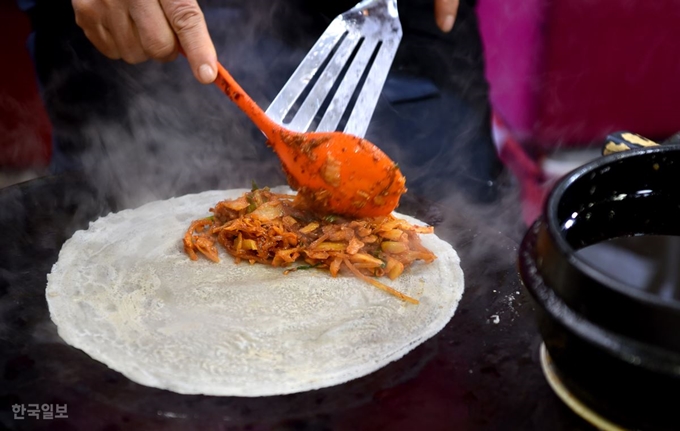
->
<box><xmin>0</xmin><ymin>0</ymin><xmax>525</xmax><ymax>266</ymax></box>
<box><xmin>438</xmin><ymin>172</ymin><xmax>523</xmax><ymax>265</ymax></box>
<box><xmin>40</xmin><ymin>2</ymin><xmax>317</xmax><ymax>209</ymax></box>
<box><xmin>0</xmin><ymin>4</ymin><xmax>530</xmax><ymax>420</ymax></box>
<box><xmin>32</xmin><ymin>1</ymin><xmax>515</xmax><ymax>230</ymax></box>
<box><xmin>32</xmin><ymin>0</ymin><xmax>526</xmax><ymax>269</ymax></box>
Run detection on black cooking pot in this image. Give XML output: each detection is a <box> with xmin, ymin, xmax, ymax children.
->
<box><xmin>519</xmin><ymin>131</ymin><xmax>680</xmax><ymax>431</ymax></box>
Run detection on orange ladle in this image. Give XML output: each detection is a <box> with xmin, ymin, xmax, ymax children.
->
<box><xmin>209</xmin><ymin>61</ymin><xmax>406</xmax><ymax>218</ymax></box>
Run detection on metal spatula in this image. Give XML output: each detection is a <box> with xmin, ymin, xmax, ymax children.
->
<box><xmin>266</xmin><ymin>0</ymin><xmax>402</xmax><ymax>138</ymax></box>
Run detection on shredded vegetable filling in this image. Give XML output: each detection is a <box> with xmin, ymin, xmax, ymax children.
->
<box><xmin>183</xmin><ymin>188</ymin><xmax>436</xmax><ymax>304</ymax></box>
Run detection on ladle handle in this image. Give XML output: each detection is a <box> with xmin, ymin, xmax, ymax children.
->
<box><xmin>213</xmin><ymin>62</ymin><xmax>281</xmax><ymax>139</ymax></box>
<box><xmin>602</xmin><ymin>131</ymin><xmax>660</xmax><ymax>156</ymax></box>
<box><xmin>179</xmin><ymin>48</ymin><xmax>281</xmax><ymax>139</ymax></box>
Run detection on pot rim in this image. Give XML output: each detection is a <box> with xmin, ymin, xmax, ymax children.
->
<box><xmin>544</xmin><ymin>145</ymin><xmax>680</xmax><ymax>312</ymax></box>
<box><xmin>519</xmin><ymin>218</ymin><xmax>680</xmax><ymax>374</ymax></box>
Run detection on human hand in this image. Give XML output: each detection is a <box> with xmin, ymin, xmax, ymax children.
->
<box><xmin>72</xmin><ymin>0</ymin><xmax>218</xmax><ymax>84</ymax></box>
<box><xmin>434</xmin><ymin>0</ymin><xmax>460</xmax><ymax>33</ymax></box>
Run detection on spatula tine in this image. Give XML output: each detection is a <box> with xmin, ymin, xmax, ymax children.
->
<box><xmin>315</xmin><ymin>37</ymin><xmax>380</xmax><ymax>133</ymax></box>
<box><xmin>265</xmin><ymin>19</ymin><xmax>347</xmax><ymax>125</ymax></box>
<box><xmin>342</xmin><ymin>37</ymin><xmax>400</xmax><ymax>137</ymax></box>
<box><xmin>267</xmin><ymin>0</ymin><xmax>402</xmax><ymax>138</ymax></box>
<box><xmin>286</xmin><ymin>34</ymin><xmax>362</xmax><ymax>133</ymax></box>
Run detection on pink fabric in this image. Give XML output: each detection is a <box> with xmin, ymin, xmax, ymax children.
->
<box><xmin>477</xmin><ymin>0</ymin><xmax>680</xmax><ymax>148</ymax></box>
<box><xmin>492</xmin><ymin>112</ymin><xmax>549</xmax><ymax>226</ymax></box>
<box><xmin>478</xmin><ymin>0</ymin><xmax>680</xmax><ymax>225</ymax></box>
<box><xmin>535</xmin><ymin>1</ymin><xmax>680</xmax><ymax>146</ymax></box>
<box><xmin>476</xmin><ymin>0</ymin><xmax>546</xmax><ymax>142</ymax></box>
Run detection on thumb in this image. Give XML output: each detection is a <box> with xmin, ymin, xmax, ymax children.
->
<box><xmin>161</xmin><ymin>0</ymin><xmax>217</xmax><ymax>84</ymax></box>
<box><xmin>434</xmin><ymin>0</ymin><xmax>459</xmax><ymax>33</ymax></box>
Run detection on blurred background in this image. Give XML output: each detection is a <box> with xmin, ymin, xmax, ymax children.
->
<box><xmin>2</xmin><ymin>0</ymin><xmax>680</xmax><ymax>224</ymax></box>
<box><xmin>0</xmin><ymin>0</ymin><xmax>52</xmax><ymax>185</ymax></box>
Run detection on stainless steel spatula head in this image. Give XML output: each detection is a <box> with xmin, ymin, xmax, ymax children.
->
<box><xmin>266</xmin><ymin>0</ymin><xmax>402</xmax><ymax>138</ymax></box>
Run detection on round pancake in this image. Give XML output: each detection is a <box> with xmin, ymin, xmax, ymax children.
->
<box><xmin>46</xmin><ymin>187</ymin><xmax>464</xmax><ymax>397</ymax></box>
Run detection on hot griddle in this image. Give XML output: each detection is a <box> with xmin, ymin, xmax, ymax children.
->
<box><xmin>0</xmin><ymin>172</ymin><xmax>598</xmax><ymax>430</ymax></box>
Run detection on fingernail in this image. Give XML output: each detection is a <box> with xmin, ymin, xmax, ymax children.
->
<box><xmin>198</xmin><ymin>64</ymin><xmax>216</xmax><ymax>83</ymax></box>
<box><xmin>442</xmin><ymin>14</ymin><xmax>455</xmax><ymax>32</ymax></box>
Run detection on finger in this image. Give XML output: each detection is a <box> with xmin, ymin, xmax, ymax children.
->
<box><xmin>129</xmin><ymin>0</ymin><xmax>178</xmax><ymax>61</ymax></box>
<box><xmin>107</xmin><ymin>9</ymin><xmax>148</xmax><ymax>64</ymax></box>
<box><xmin>434</xmin><ymin>0</ymin><xmax>459</xmax><ymax>33</ymax></box>
<box><xmin>72</xmin><ymin>0</ymin><xmax>120</xmax><ymax>59</ymax></box>
<box><xmin>83</xmin><ymin>26</ymin><xmax>121</xmax><ymax>60</ymax></box>
<box><xmin>160</xmin><ymin>0</ymin><xmax>217</xmax><ymax>84</ymax></box>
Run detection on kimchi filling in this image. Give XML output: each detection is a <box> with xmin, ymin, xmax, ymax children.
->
<box><xmin>184</xmin><ymin>188</ymin><xmax>437</xmax><ymax>304</ymax></box>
